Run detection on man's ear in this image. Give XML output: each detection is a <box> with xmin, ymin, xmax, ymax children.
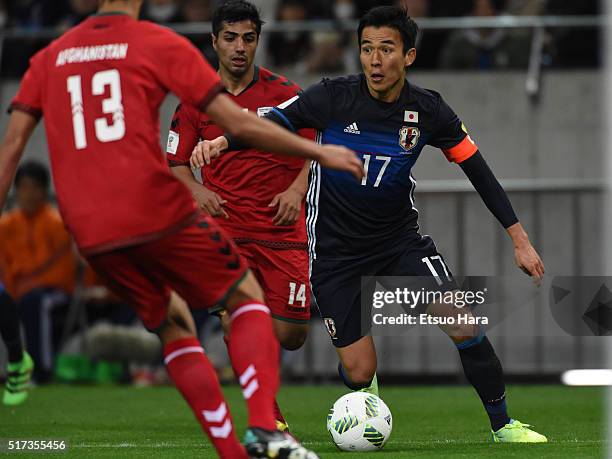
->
<box><xmin>405</xmin><ymin>47</ymin><xmax>417</xmax><ymax>67</ymax></box>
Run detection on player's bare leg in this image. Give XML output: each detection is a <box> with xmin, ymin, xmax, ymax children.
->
<box><xmin>223</xmin><ymin>271</ymin><xmax>319</xmax><ymax>458</ymax></box>
<box><xmin>273</xmin><ymin>320</ymin><xmax>308</xmax><ymax>351</ymax></box>
<box><xmin>158</xmin><ymin>292</ymin><xmax>198</xmax><ymax>342</ymax></box>
<box><xmin>159</xmin><ymin>292</ymin><xmax>248</xmax><ymax>459</ymax></box>
<box><xmin>425</xmin><ymin>297</ymin><xmax>480</xmax><ymax>344</ymax></box>
<box><xmin>335</xmin><ymin>336</ymin><xmax>379</xmax><ymax>396</ymax></box>
<box><xmin>426</xmin><ymin>296</ymin><xmax>546</xmax><ymax>442</ymax></box>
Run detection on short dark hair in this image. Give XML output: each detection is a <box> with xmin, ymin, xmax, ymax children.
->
<box><xmin>358</xmin><ymin>6</ymin><xmax>418</xmax><ymax>54</ymax></box>
<box><xmin>14</xmin><ymin>161</ymin><xmax>50</xmax><ymax>190</ymax></box>
<box><xmin>212</xmin><ymin>0</ymin><xmax>264</xmax><ymax>37</ymax></box>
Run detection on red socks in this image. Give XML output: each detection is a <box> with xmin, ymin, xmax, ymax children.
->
<box><xmin>227</xmin><ymin>302</ymin><xmax>280</xmax><ymax>431</ymax></box>
<box><xmin>163</xmin><ymin>301</ymin><xmax>280</xmax><ymax>458</ymax></box>
<box><xmin>223</xmin><ymin>331</ymin><xmax>287</xmax><ymax>428</ymax></box>
<box><xmin>164</xmin><ymin>337</ymin><xmax>246</xmax><ymax>459</ymax></box>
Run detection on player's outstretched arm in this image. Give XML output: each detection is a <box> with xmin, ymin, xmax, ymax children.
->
<box><xmin>459</xmin><ymin>151</ymin><xmax>545</xmax><ymax>285</ymax></box>
<box><xmin>204</xmin><ymin>93</ymin><xmax>364</xmax><ymax>180</ymax></box>
<box><xmin>0</xmin><ymin>111</ymin><xmax>38</xmax><ymax>213</ymax></box>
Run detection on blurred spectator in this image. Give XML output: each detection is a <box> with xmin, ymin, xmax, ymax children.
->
<box><xmin>438</xmin><ymin>0</ymin><xmax>530</xmax><ymax>69</ymax></box>
<box><xmin>398</xmin><ymin>0</ymin><xmax>428</xmax><ymax>17</ymax></box>
<box><xmin>308</xmin><ymin>30</ymin><xmax>345</xmax><ymax>73</ymax></box>
<box><xmin>333</xmin><ymin>0</ymin><xmax>357</xmax><ymax>21</ymax></box>
<box><xmin>56</xmin><ymin>0</ymin><xmax>97</xmax><ymax>30</ymax></box>
<box><xmin>430</xmin><ymin>0</ymin><xmax>471</xmax><ymax>17</ymax></box>
<box><xmin>304</xmin><ymin>0</ymin><xmax>357</xmax><ymax>73</ymax></box>
<box><xmin>395</xmin><ymin>0</ymin><xmax>446</xmax><ymax>69</ymax></box>
<box><xmin>182</xmin><ymin>0</ymin><xmax>211</xmax><ymax>22</ymax></box>
<box><xmin>180</xmin><ymin>0</ymin><xmax>217</xmax><ymax>65</ymax></box>
<box><xmin>6</xmin><ymin>0</ymin><xmax>47</xmax><ymax>28</ymax></box>
<box><xmin>0</xmin><ymin>0</ymin><xmax>7</xmax><ymax>29</ymax></box>
<box><xmin>506</xmin><ymin>0</ymin><xmax>546</xmax><ymax>15</ymax></box>
<box><xmin>267</xmin><ymin>0</ymin><xmax>312</xmax><ymax>69</ymax></box>
<box><xmin>141</xmin><ymin>0</ymin><xmax>183</xmax><ymax>23</ymax></box>
<box><xmin>1</xmin><ymin>0</ymin><xmax>62</xmax><ymax>78</ymax></box>
<box><xmin>546</xmin><ymin>0</ymin><xmax>600</xmax><ymax>68</ymax></box>
<box><xmin>248</xmin><ymin>0</ymin><xmax>280</xmax><ymax>22</ymax></box>
<box><xmin>354</xmin><ymin>0</ymin><xmax>395</xmax><ymax>17</ymax></box>
<box><xmin>0</xmin><ymin>161</ymin><xmax>77</xmax><ymax>383</ymax></box>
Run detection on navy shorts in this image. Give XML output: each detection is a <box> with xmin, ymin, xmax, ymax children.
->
<box><xmin>310</xmin><ymin>235</ymin><xmax>457</xmax><ymax>347</ymax></box>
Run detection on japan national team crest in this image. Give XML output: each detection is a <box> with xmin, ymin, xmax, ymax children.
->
<box><xmin>324</xmin><ymin>318</ymin><xmax>337</xmax><ymax>339</ymax></box>
<box><xmin>399</xmin><ymin>126</ymin><xmax>420</xmax><ymax>152</ymax></box>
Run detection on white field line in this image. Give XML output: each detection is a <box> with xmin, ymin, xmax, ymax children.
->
<box><xmin>71</xmin><ymin>439</ymin><xmax>606</xmax><ymax>448</ymax></box>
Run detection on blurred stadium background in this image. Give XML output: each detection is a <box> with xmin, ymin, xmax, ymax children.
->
<box><xmin>0</xmin><ymin>0</ymin><xmax>606</xmax><ymax>388</ymax></box>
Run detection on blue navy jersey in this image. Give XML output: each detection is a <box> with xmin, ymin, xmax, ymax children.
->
<box><xmin>268</xmin><ymin>74</ymin><xmax>478</xmax><ymax>260</ymax></box>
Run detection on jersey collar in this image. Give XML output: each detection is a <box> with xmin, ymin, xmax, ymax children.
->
<box><xmin>360</xmin><ymin>74</ymin><xmax>415</xmax><ymax>108</ymax></box>
<box><xmin>87</xmin><ymin>12</ymin><xmax>134</xmax><ymax>26</ymax></box>
<box><xmin>222</xmin><ymin>66</ymin><xmax>260</xmax><ymax>97</ymax></box>
<box><xmin>93</xmin><ymin>12</ymin><xmax>130</xmax><ymax>17</ymax></box>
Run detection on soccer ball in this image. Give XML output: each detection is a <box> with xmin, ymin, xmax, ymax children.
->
<box><xmin>326</xmin><ymin>392</ymin><xmax>392</xmax><ymax>451</ymax></box>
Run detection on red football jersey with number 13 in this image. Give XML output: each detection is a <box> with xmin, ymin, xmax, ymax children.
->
<box><xmin>11</xmin><ymin>13</ymin><xmax>222</xmax><ymax>255</ymax></box>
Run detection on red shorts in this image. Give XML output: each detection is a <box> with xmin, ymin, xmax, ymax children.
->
<box><xmin>236</xmin><ymin>242</ymin><xmax>310</xmax><ymax>324</ymax></box>
<box><xmin>86</xmin><ymin>217</ymin><xmax>247</xmax><ymax>331</ymax></box>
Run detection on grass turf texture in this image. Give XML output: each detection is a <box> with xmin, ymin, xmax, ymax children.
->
<box><xmin>1</xmin><ymin>385</ymin><xmax>605</xmax><ymax>458</ymax></box>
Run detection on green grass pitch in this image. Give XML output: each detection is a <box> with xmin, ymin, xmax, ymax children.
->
<box><xmin>1</xmin><ymin>384</ymin><xmax>606</xmax><ymax>458</ymax></box>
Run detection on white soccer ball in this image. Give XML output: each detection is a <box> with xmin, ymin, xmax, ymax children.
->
<box><xmin>326</xmin><ymin>392</ymin><xmax>392</xmax><ymax>451</ymax></box>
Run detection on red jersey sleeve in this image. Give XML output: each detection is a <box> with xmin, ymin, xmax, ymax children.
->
<box><xmin>10</xmin><ymin>50</ymin><xmax>46</xmax><ymax>119</ymax></box>
<box><xmin>166</xmin><ymin>103</ymin><xmax>202</xmax><ymax>167</ymax></box>
<box><xmin>156</xmin><ymin>31</ymin><xmax>223</xmax><ymax>110</ymax></box>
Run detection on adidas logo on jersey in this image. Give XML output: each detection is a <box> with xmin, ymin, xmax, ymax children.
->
<box><xmin>344</xmin><ymin>123</ymin><xmax>360</xmax><ymax>134</ymax></box>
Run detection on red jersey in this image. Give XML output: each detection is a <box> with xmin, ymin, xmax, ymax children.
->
<box><xmin>166</xmin><ymin>66</ymin><xmax>312</xmax><ymax>246</ymax></box>
<box><xmin>11</xmin><ymin>14</ymin><xmax>223</xmax><ymax>255</ymax></box>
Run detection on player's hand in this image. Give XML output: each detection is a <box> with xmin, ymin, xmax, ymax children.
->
<box><xmin>190</xmin><ymin>139</ymin><xmax>224</xmax><ymax>169</ymax></box>
<box><xmin>514</xmin><ymin>243</ymin><xmax>545</xmax><ymax>286</ymax></box>
<box><xmin>507</xmin><ymin>223</ymin><xmax>544</xmax><ymax>286</ymax></box>
<box><xmin>269</xmin><ymin>187</ymin><xmax>304</xmax><ymax>226</ymax></box>
<box><xmin>316</xmin><ymin>145</ymin><xmax>364</xmax><ymax>181</ymax></box>
<box><xmin>192</xmin><ymin>185</ymin><xmax>229</xmax><ymax>219</ymax></box>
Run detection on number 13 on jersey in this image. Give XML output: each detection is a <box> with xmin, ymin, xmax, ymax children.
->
<box><xmin>67</xmin><ymin>69</ymin><xmax>125</xmax><ymax>149</ymax></box>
